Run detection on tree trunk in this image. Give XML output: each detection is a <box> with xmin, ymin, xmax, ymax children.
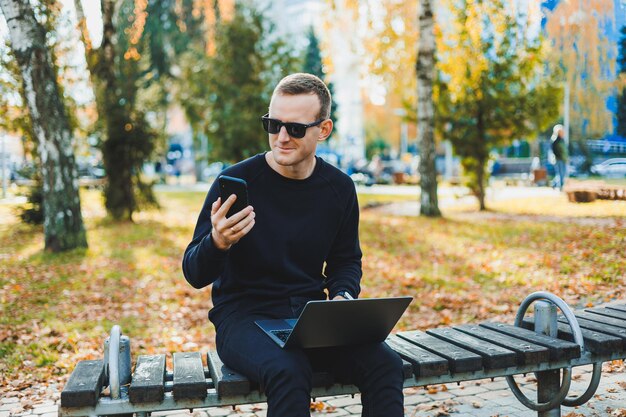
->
<box><xmin>475</xmin><ymin>160</ymin><xmax>486</xmax><ymax>211</ymax></box>
<box><xmin>416</xmin><ymin>0</ymin><xmax>441</xmax><ymax>217</ymax></box>
<box><xmin>1</xmin><ymin>0</ymin><xmax>87</xmax><ymax>251</ymax></box>
<box><xmin>476</xmin><ymin>107</ymin><xmax>487</xmax><ymax>211</ymax></box>
<box><xmin>75</xmin><ymin>0</ymin><xmax>143</xmax><ymax>221</ymax></box>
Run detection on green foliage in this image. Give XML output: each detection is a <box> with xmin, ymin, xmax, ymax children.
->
<box><xmin>365</xmin><ymin>138</ymin><xmax>390</xmax><ymax>160</ymax></box>
<box><xmin>206</xmin><ymin>3</ymin><xmax>299</xmax><ymax>163</ymax></box>
<box><xmin>303</xmin><ymin>27</ymin><xmax>323</xmax><ymax>77</ymax></box>
<box><xmin>436</xmin><ymin>0</ymin><xmax>561</xmax><ymax>209</ymax></box>
<box><xmin>302</xmin><ymin>27</ymin><xmax>338</xmax><ymax>139</ymax></box>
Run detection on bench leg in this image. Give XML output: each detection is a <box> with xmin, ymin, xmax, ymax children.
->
<box><xmin>535</xmin><ymin>301</ymin><xmax>561</xmax><ymax>417</ymax></box>
<box><xmin>537</xmin><ymin>369</ymin><xmax>561</xmax><ymax>417</ymax></box>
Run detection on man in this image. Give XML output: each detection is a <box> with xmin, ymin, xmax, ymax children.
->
<box><xmin>551</xmin><ymin>124</ymin><xmax>568</xmax><ymax>190</ymax></box>
<box><xmin>182</xmin><ymin>73</ymin><xmax>404</xmax><ymax>417</ymax></box>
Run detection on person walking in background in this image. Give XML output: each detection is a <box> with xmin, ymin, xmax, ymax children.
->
<box><xmin>550</xmin><ymin>124</ymin><xmax>568</xmax><ymax>190</ymax></box>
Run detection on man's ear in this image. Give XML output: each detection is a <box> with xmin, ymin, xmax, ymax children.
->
<box><xmin>318</xmin><ymin>119</ymin><xmax>333</xmax><ymax>142</ymax></box>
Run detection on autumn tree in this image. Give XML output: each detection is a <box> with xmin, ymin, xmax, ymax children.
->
<box><xmin>0</xmin><ymin>0</ymin><xmax>87</xmax><ymax>251</ymax></box>
<box><xmin>206</xmin><ymin>2</ymin><xmax>298</xmax><ymax>163</ymax></box>
<box><xmin>74</xmin><ymin>0</ymin><xmax>157</xmax><ymax>221</ymax></box>
<box><xmin>416</xmin><ymin>0</ymin><xmax>440</xmax><ymax>217</ymax></box>
<box><xmin>617</xmin><ymin>26</ymin><xmax>626</xmax><ymax>137</ymax></box>
<box><xmin>173</xmin><ymin>1</ymin><xmax>228</xmax><ymax>180</ymax></box>
<box><xmin>545</xmin><ymin>0</ymin><xmax>617</xmax><ymax>140</ymax></box>
<box><xmin>361</xmin><ymin>1</ymin><xmax>418</xmax><ymax>109</ymax></box>
<box><xmin>354</xmin><ymin>1</ymin><xmax>419</xmax><ymax>156</ymax></box>
<box><xmin>436</xmin><ymin>0</ymin><xmax>561</xmax><ymax>210</ymax></box>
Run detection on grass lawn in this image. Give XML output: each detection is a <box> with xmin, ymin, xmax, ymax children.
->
<box><xmin>0</xmin><ymin>188</ymin><xmax>625</xmax><ymax>402</ymax></box>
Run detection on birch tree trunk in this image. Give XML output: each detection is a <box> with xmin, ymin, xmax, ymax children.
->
<box><xmin>0</xmin><ymin>0</ymin><xmax>87</xmax><ymax>251</ymax></box>
<box><xmin>416</xmin><ymin>0</ymin><xmax>441</xmax><ymax>217</ymax></box>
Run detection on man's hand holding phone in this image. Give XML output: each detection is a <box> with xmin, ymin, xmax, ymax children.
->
<box><xmin>211</xmin><ymin>195</ymin><xmax>255</xmax><ymax>251</ymax></box>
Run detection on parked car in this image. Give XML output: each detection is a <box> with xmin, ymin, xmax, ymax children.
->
<box><xmin>590</xmin><ymin>158</ymin><xmax>626</xmax><ymax>178</ymax></box>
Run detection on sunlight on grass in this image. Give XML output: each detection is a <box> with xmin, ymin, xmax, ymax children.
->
<box><xmin>486</xmin><ymin>194</ymin><xmax>626</xmax><ymax>217</ymax></box>
<box><xmin>357</xmin><ymin>193</ymin><xmax>416</xmax><ymax>207</ymax></box>
<box><xmin>440</xmin><ymin>193</ymin><xmax>626</xmax><ymax>217</ymax></box>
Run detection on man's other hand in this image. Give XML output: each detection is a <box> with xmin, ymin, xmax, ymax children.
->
<box><xmin>210</xmin><ymin>195</ymin><xmax>255</xmax><ymax>251</ymax></box>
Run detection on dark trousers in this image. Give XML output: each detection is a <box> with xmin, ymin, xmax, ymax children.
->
<box><xmin>215</xmin><ymin>303</ymin><xmax>405</xmax><ymax>417</ymax></box>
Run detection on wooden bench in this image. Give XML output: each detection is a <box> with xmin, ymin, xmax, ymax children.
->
<box><xmin>564</xmin><ymin>180</ymin><xmax>626</xmax><ymax>203</ymax></box>
<box><xmin>59</xmin><ymin>292</ymin><xmax>626</xmax><ymax>416</ymax></box>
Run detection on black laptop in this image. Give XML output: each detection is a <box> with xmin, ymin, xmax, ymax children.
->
<box><xmin>255</xmin><ymin>296</ymin><xmax>413</xmax><ymax>349</ymax></box>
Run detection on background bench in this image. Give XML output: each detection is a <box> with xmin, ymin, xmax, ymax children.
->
<box><xmin>564</xmin><ymin>180</ymin><xmax>626</xmax><ymax>203</ymax></box>
<box><xmin>60</xmin><ymin>292</ymin><xmax>626</xmax><ymax>416</ymax></box>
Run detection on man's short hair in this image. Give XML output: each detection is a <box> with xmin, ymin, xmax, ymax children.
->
<box><xmin>273</xmin><ymin>73</ymin><xmax>332</xmax><ymax>120</ymax></box>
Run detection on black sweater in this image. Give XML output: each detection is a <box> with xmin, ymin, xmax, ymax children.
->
<box><xmin>182</xmin><ymin>154</ymin><xmax>362</xmax><ymax>325</ymax></box>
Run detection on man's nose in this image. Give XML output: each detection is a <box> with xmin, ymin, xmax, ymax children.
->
<box><xmin>277</xmin><ymin>126</ymin><xmax>291</xmax><ymax>141</ymax></box>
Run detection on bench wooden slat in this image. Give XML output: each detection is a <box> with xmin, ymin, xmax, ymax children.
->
<box><xmin>400</xmin><ymin>359</ymin><xmax>414</xmax><ymax>380</ymax></box>
<box><xmin>60</xmin><ymin>360</ymin><xmax>104</xmax><ymax>408</ymax></box>
<box><xmin>480</xmin><ymin>322</ymin><xmax>580</xmax><ymax>361</ymax></box>
<box><xmin>558</xmin><ymin>317</ymin><xmax>626</xmax><ymax>349</ymax></box>
<box><xmin>386</xmin><ymin>335</ymin><xmax>448</xmax><ymax>377</ymax></box>
<box><xmin>454</xmin><ymin>324</ymin><xmax>549</xmax><ymax>365</ymax></box>
<box><xmin>206</xmin><ymin>351</ymin><xmax>251</xmax><ymax>397</ymax></box>
<box><xmin>607</xmin><ymin>304</ymin><xmax>626</xmax><ymax>313</ymax></box>
<box><xmin>129</xmin><ymin>354</ymin><xmax>166</xmax><ymax>404</ymax></box>
<box><xmin>585</xmin><ymin>307</ymin><xmax>626</xmax><ymax>322</ymax></box>
<box><xmin>521</xmin><ymin>318</ymin><xmax>622</xmax><ymax>355</ymax></box>
<box><xmin>173</xmin><ymin>352</ymin><xmax>207</xmax><ymax>400</ymax></box>
<box><xmin>426</xmin><ymin>328</ymin><xmax>517</xmax><ymax>369</ymax></box>
<box><xmin>398</xmin><ymin>330</ymin><xmax>482</xmax><ymax>373</ymax></box>
<box><xmin>574</xmin><ymin>311</ymin><xmax>626</xmax><ymax>329</ymax></box>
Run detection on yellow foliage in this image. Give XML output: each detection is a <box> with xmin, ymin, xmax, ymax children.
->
<box><xmin>545</xmin><ymin>0</ymin><xmax>616</xmax><ymax>139</ymax></box>
<box><xmin>128</xmin><ymin>0</ymin><xmax>148</xmax><ymax>45</ymax></box>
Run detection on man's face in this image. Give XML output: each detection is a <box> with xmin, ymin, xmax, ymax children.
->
<box><xmin>266</xmin><ymin>93</ymin><xmax>331</xmax><ymax>173</ymax></box>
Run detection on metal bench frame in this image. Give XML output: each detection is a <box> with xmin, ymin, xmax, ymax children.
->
<box><xmin>60</xmin><ymin>292</ymin><xmax>626</xmax><ymax>417</ymax></box>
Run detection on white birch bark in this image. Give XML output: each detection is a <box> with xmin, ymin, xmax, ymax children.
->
<box><xmin>417</xmin><ymin>0</ymin><xmax>441</xmax><ymax>217</ymax></box>
<box><xmin>0</xmin><ymin>0</ymin><xmax>87</xmax><ymax>251</ymax></box>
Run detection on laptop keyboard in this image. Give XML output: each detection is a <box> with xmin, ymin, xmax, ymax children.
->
<box><xmin>270</xmin><ymin>329</ymin><xmax>292</xmax><ymax>342</ymax></box>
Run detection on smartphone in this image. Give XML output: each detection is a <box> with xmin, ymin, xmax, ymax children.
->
<box><xmin>218</xmin><ymin>175</ymin><xmax>249</xmax><ymax>218</ymax></box>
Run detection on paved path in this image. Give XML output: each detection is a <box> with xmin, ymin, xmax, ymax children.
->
<box><xmin>3</xmin><ymin>364</ymin><xmax>624</xmax><ymax>417</ymax></box>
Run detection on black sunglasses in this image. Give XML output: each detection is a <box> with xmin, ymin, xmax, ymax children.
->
<box><xmin>261</xmin><ymin>113</ymin><xmax>325</xmax><ymax>139</ymax></box>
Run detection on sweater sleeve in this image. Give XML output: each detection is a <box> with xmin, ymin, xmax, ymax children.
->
<box><xmin>324</xmin><ymin>182</ymin><xmax>362</xmax><ymax>298</ymax></box>
<box><xmin>182</xmin><ymin>183</ymin><xmax>229</xmax><ymax>289</ymax></box>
